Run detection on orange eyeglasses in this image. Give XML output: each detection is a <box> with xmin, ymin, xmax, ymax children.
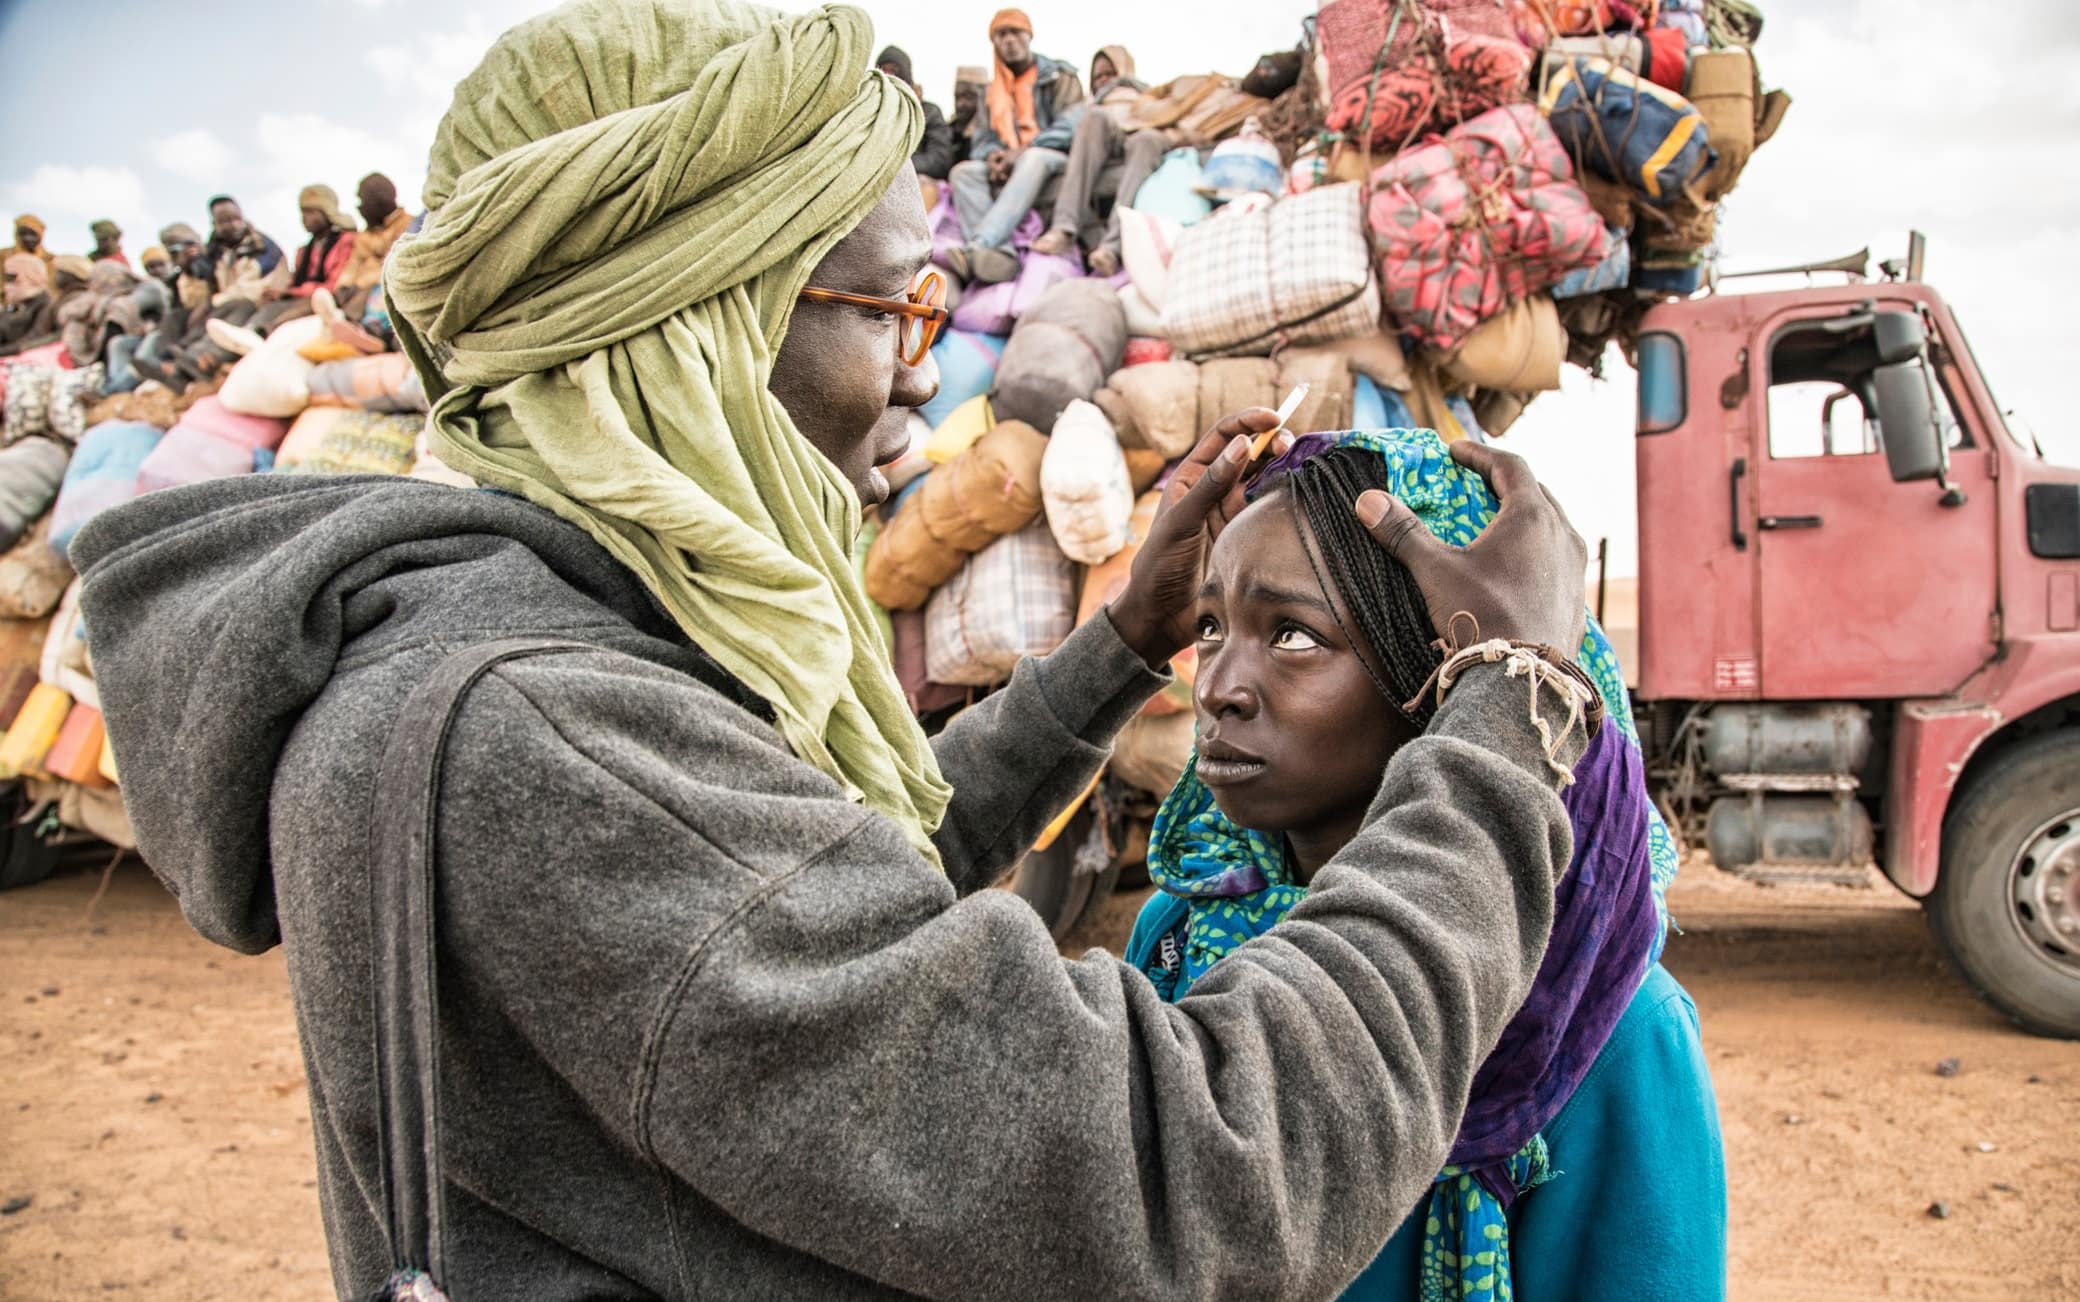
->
<box><xmin>798</xmin><ymin>269</ymin><xmax>950</xmax><ymax>367</ymax></box>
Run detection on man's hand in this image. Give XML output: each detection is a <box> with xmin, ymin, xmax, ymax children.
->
<box><xmin>1353</xmin><ymin>441</ymin><xmax>1587</xmax><ymax>654</ymax></box>
<box><xmin>986</xmin><ymin>149</ymin><xmax>1011</xmax><ymax>185</ymax></box>
<box><xmin>258</xmin><ymin>285</ymin><xmax>284</xmax><ymax>304</ymax></box>
<box><xmin>1108</xmin><ymin>409</ymin><xmax>1287</xmax><ymax>668</ymax></box>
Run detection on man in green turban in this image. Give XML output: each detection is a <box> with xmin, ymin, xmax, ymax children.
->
<box><xmin>76</xmin><ymin>1</ymin><xmax>1598</xmax><ymax>1296</ymax></box>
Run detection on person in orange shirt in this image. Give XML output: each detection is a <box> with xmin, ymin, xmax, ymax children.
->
<box><xmin>942</xmin><ymin>8</ymin><xmax>1083</xmax><ymax>283</ymax></box>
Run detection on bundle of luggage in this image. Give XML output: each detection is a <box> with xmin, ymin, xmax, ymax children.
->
<box><xmin>875</xmin><ymin>0</ymin><xmax>1788</xmax><ymax>798</ymax></box>
<box><xmin>0</xmin><ymin>310</ymin><xmax>444</xmax><ymax>865</ymax></box>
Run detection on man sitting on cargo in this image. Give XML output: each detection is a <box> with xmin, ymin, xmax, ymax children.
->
<box><xmin>1031</xmin><ymin>44</ymin><xmax>1166</xmax><ymax>276</ymax></box>
<box><xmin>942</xmin><ymin>7</ymin><xmax>1083</xmax><ymax>283</ymax></box>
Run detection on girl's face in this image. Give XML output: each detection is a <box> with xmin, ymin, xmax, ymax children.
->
<box><xmin>1191</xmin><ymin>494</ymin><xmax>1417</xmax><ymax>877</ymax></box>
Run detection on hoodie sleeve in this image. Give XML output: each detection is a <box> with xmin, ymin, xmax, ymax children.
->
<box><xmin>432</xmin><ymin>649</ymin><xmax>1576</xmax><ymax>1300</ymax></box>
<box><xmin>912</xmin><ymin>102</ymin><xmax>957</xmax><ymax>180</ymax></box>
<box><xmin>925</xmin><ymin>611</ymin><xmax>1165</xmax><ymax>897</ymax></box>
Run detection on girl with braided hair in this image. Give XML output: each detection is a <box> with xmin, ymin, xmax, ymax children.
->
<box><xmin>1126</xmin><ymin>430</ymin><xmax>1727</xmax><ymax>1302</ymax></box>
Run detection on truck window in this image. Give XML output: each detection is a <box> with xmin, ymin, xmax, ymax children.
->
<box><xmin>1766</xmin><ymin>317</ymin><xmax>1968</xmax><ymax>460</ymax></box>
<box><xmin>1636</xmin><ymin>332</ymin><xmax>1685</xmax><ymax>434</ymax></box>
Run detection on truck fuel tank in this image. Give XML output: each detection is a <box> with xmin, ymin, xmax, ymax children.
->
<box><xmin>1707</xmin><ymin>793</ymin><xmax>1875</xmax><ymax>869</ymax></box>
<box><xmin>1703</xmin><ymin>703</ymin><xmax>1873</xmax><ymax>780</ymax></box>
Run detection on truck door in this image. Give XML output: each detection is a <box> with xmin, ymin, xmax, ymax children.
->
<box><xmin>1751</xmin><ymin>305</ymin><xmax>1998</xmax><ymax>698</ymax></box>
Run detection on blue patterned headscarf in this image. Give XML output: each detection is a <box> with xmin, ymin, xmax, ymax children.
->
<box><xmin>1139</xmin><ymin>429</ymin><xmax>1678</xmax><ymax>1302</ymax></box>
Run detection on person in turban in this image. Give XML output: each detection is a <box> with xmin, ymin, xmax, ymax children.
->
<box><xmin>0</xmin><ymin>253</ymin><xmax>57</xmax><ymax>353</ymax></box>
<box><xmin>91</xmin><ymin>219</ymin><xmax>128</xmax><ymax>266</ymax></box>
<box><xmin>247</xmin><ymin>184</ymin><xmax>357</xmax><ymax>335</ymax></box>
<box><xmin>74</xmin><ymin>2</ymin><xmax>1594</xmax><ymax>1297</ymax></box>
<box><xmin>0</xmin><ymin>214</ymin><xmax>54</xmax><ymax>274</ymax></box>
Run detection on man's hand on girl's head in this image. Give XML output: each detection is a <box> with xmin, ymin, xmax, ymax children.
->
<box><xmin>1353</xmin><ymin>442</ymin><xmax>1588</xmax><ymax>655</ymax></box>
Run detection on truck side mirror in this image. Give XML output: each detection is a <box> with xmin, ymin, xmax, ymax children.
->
<box><xmin>1872</xmin><ymin>310</ymin><xmax>1926</xmax><ymax>366</ymax></box>
<box><xmin>1870</xmin><ymin>359</ymin><xmax>1945</xmax><ymax>483</ymax></box>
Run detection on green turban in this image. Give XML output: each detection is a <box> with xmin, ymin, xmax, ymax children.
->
<box><xmin>386</xmin><ymin>0</ymin><xmax>951</xmax><ymax>867</ymax></box>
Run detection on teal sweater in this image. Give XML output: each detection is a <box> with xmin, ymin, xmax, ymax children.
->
<box><xmin>1127</xmin><ymin>896</ymin><xmax>1726</xmax><ymax>1301</ymax></box>
<box><xmin>1344</xmin><ymin>964</ymin><xmax>1726</xmax><ymax>1301</ymax></box>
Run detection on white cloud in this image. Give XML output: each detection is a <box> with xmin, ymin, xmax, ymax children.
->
<box><xmin>4</xmin><ymin>162</ymin><xmax>145</xmax><ymax>220</ymax></box>
<box><xmin>365</xmin><ymin>15</ymin><xmax>504</xmax><ymax>106</ymax></box>
<box><xmin>151</xmin><ymin>128</ymin><xmax>234</xmax><ymax>182</ymax></box>
<box><xmin>1</xmin><ymin>163</ymin><xmax>153</xmax><ymax>258</ymax></box>
<box><xmin>242</xmin><ymin>112</ymin><xmax>425</xmax><ymax>238</ymax></box>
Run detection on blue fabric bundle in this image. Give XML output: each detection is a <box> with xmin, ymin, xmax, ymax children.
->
<box><xmin>1554</xmin><ymin>230</ymin><xmax>1633</xmax><ymax>298</ymax></box>
<box><xmin>919</xmin><ymin>331</ymin><xmax>1006</xmax><ymax>430</ymax></box>
<box><xmin>49</xmin><ymin>421</ymin><xmax>163</xmax><ymax>559</ymax></box>
<box><xmin>1539</xmin><ymin>59</ymin><xmax>1715</xmax><ymax>206</ymax></box>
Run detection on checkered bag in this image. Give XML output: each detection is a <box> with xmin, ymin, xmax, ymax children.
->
<box><xmin>924</xmin><ymin>523</ymin><xmax>1078</xmax><ymax>687</ymax></box>
<box><xmin>1161</xmin><ymin>183</ymin><xmax>1381</xmax><ymax>360</ymax></box>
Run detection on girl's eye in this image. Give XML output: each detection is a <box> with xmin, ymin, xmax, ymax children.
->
<box><xmin>1272</xmin><ymin>624</ymin><xmax>1323</xmax><ymax>651</ymax></box>
<box><xmin>1195</xmin><ymin>614</ymin><xmax>1223</xmax><ymax>643</ymax></box>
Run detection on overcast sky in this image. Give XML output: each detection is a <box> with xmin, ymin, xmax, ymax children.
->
<box><xmin>1</xmin><ymin>0</ymin><xmax>2073</xmax><ymax>573</ymax></box>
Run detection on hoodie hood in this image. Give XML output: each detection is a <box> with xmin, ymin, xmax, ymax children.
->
<box><xmin>1094</xmin><ymin>44</ymin><xmax>1137</xmax><ymax>89</ymax></box>
<box><xmin>875</xmin><ymin>44</ymin><xmax>914</xmax><ymax>87</ymax></box>
<box><xmin>73</xmin><ymin>475</ymin><xmax>678</xmax><ymax>954</ymax></box>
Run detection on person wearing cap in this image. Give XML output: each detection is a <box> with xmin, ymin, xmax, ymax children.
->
<box><xmin>0</xmin><ymin>214</ymin><xmax>55</xmax><ymax>273</ymax></box>
<box><xmin>944</xmin><ymin>7</ymin><xmax>1084</xmax><ymax>283</ymax></box>
<box><xmin>877</xmin><ymin>46</ymin><xmax>956</xmax><ymax>180</ymax></box>
<box><xmin>330</xmin><ymin>173</ymin><xmax>409</xmax><ymax>318</ymax></box>
<box><xmin>949</xmin><ymin>63</ymin><xmax>988</xmax><ymax>163</ymax></box>
<box><xmin>1032</xmin><ymin>44</ymin><xmax>1162</xmax><ymax>276</ymax></box>
<box><xmin>103</xmin><ymin>244</ymin><xmax>178</xmax><ymax>393</ymax></box>
<box><xmin>139</xmin><ymin>245</ymin><xmax>174</xmax><ymax>288</ymax></box>
<box><xmin>125</xmin><ymin>222</ymin><xmax>216</xmax><ymax>392</ymax></box>
<box><xmin>249</xmin><ymin>184</ymin><xmax>358</xmax><ymax>335</ymax></box>
<box><xmin>91</xmin><ymin>220</ymin><xmax>130</xmax><ymax>267</ymax></box>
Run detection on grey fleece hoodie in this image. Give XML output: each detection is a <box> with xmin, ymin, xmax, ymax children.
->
<box><xmin>74</xmin><ymin>475</ymin><xmax>1581</xmax><ymax>1301</ymax></box>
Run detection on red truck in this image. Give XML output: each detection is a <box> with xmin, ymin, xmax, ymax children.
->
<box><xmin>1629</xmin><ymin>243</ymin><xmax>2080</xmax><ymax>1037</ymax></box>
<box><xmin>1017</xmin><ymin>241</ymin><xmax>2080</xmax><ymax>1039</ymax></box>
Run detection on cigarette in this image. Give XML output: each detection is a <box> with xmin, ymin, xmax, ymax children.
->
<box><xmin>1249</xmin><ymin>383</ymin><xmax>1310</xmax><ymax>463</ymax></box>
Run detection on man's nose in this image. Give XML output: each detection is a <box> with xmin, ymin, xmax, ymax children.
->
<box><xmin>893</xmin><ymin>348</ymin><xmax>939</xmax><ymax>411</ymax></box>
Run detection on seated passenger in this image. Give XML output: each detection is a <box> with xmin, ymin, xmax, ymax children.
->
<box><xmin>948</xmin><ymin>65</ymin><xmax>987</xmax><ymax>164</ymax></box>
<box><xmin>126</xmin><ymin>223</ymin><xmax>216</xmax><ymax>391</ymax></box>
<box><xmin>104</xmin><ymin>244</ymin><xmax>177</xmax><ymax>392</ymax></box>
<box><xmin>0</xmin><ymin>254</ymin><xmax>56</xmax><ymax>354</ymax></box>
<box><xmin>248</xmin><ymin>185</ymin><xmax>357</xmax><ymax>335</ymax></box>
<box><xmin>331</xmin><ymin>173</ymin><xmax>408</xmax><ymax>320</ymax></box>
<box><xmin>0</xmin><ymin>214</ymin><xmax>55</xmax><ymax>274</ymax></box>
<box><xmin>943</xmin><ymin>8</ymin><xmax>1084</xmax><ymax>283</ymax></box>
<box><xmin>153</xmin><ymin>196</ymin><xmax>290</xmax><ymax>382</ymax></box>
<box><xmin>1032</xmin><ymin>44</ymin><xmax>1163</xmax><ymax>275</ymax></box>
<box><xmin>1126</xmin><ymin>431</ymin><xmax>1728</xmax><ymax>1302</ymax></box>
<box><xmin>90</xmin><ymin>219</ymin><xmax>129</xmax><ymax>267</ymax></box>
<box><xmin>58</xmin><ymin>258</ymin><xmax>144</xmax><ymax>367</ymax></box>
<box><xmin>876</xmin><ymin>47</ymin><xmax>956</xmax><ymax>181</ymax></box>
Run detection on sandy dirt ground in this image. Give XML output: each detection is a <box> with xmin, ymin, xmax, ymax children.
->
<box><xmin>3</xmin><ymin>853</ymin><xmax>2076</xmax><ymax>1300</ymax></box>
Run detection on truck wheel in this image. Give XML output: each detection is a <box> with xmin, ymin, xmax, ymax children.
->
<box><xmin>1928</xmin><ymin>730</ymin><xmax>2080</xmax><ymax>1038</ymax></box>
<box><xmin>1012</xmin><ymin>807</ymin><xmax>1118</xmax><ymax>943</ymax></box>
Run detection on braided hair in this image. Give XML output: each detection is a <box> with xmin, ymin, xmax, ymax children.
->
<box><xmin>1260</xmin><ymin>445</ymin><xmax>1445</xmax><ymax>730</ymax></box>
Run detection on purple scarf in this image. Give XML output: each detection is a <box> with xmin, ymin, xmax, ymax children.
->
<box><xmin>1454</xmin><ymin>722</ymin><xmax>1660</xmax><ymax>1205</ymax></box>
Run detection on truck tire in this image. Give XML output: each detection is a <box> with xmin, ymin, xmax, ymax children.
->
<box><xmin>1011</xmin><ymin>807</ymin><xmax>1119</xmax><ymax>943</ymax></box>
<box><xmin>1927</xmin><ymin>730</ymin><xmax>2080</xmax><ymax>1038</ymax></box>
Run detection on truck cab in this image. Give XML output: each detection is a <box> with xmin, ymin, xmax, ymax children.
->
<box><xmin>1633</xmin><ymin>275</ymin><xmax>2080</xmax><ymax>1036</ymax></box>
